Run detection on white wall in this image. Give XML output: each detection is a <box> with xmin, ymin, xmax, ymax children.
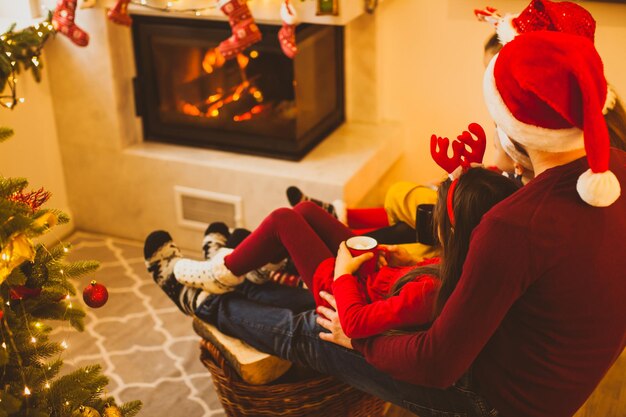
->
<box><xmin>376</xmin><ymin>0</ymin><xmax>626</xmax><ymax>185</ymax></box>
<box><xmin>0</xmin><ymin>1</ymin><xmax>74</xmax><ymax>243</ymax></box>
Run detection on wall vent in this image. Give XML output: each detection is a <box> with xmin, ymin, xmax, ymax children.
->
<box><xmin>174</xmin><ymin>186</ymin><xmax>243</xmax><ymax>231</ymax></box>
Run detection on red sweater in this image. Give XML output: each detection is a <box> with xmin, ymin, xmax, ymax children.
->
<box><xmin>313</xmin><ymin>257</ymin><xmax>439</xmax><ymax>339</ymax></box>
<box><xmin>353</xmin><ymin>149</ymin><xmax>626</xmax><ymax>417</ymax></box>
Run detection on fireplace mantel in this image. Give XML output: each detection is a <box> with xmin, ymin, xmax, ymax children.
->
<box><xmin>125</xmin><ymin>0</ymin><xmax>384</xmax><ymax>26</ymax></box>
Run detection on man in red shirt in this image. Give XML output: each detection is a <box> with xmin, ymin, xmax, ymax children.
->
<box><xmin>331</xmin><ymin>26</ymin><xmax>626</xmax><ymax>417</ymax></box>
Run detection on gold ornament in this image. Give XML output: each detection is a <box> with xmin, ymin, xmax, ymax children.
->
<box><xmin>33</xmin><ymin>212</ymin><xmax>58</xmax><ymax>229</ymax></box>
<box><xmin>103</xmin><ymin>404</ymin><xmax>123</xmax><ymax>417</ymax></box>
<box><xmin>71</xmin><ymin>406</ymin><xmax>101</xmax><ymax>417</ymax></box>
<box><xmin>0</xmin><ymin>233</ymin><xmax>35</xmax><ymax>284</ymax></box>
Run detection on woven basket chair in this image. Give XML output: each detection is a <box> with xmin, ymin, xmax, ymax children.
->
<box><xmin>199</xmin><ymin>338</ymin><xmax>386</xmax><ymax>417</ymax></box>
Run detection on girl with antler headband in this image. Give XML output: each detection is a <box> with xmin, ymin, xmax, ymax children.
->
<box><xmin>144</xmin><ymin>123</ymin><xmax>519</xmax><ymax>341</ymax></box>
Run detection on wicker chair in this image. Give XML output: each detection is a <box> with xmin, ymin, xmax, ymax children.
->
<box><xmin>199</xmin><ymin>338</ymin><xmax>386</xmax><ymax>417</ymax></box>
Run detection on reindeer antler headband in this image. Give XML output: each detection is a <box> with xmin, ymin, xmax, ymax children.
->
<box><xmin>431</xmin><ymin>123</ymin><xmax>487</xmax><ymax>226</ymax></box>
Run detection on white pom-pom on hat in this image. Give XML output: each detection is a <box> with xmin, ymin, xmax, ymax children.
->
<box><xmin>577</xmin><ymin>169</ymin><xmax>621</xmax><ymax>207</ymax></box>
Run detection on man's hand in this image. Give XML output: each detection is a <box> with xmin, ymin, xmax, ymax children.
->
<box><xmin>316</xmin><ymin>291</ymin><xmax>353</xmax><ymax>349</ymax></box>
<box><xmin>380</xmin><ymin>244</ymin><xmax>416</xmax><ymax>267</ymax></box>
<box><xmin>333</xmin><ymin>241</ymin><xmax>374</xmax><ymax>280</ymax></box>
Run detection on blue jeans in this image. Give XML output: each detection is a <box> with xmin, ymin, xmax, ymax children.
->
<box><xmin>196</xmin><ymin>284</ymin><xmax>498</xmax><ymax>417</ymax></box>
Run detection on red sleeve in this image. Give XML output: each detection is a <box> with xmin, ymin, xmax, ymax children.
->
<box><xmin>332</xmin><ymin>274</ymin><xmax>438</xmax><ymax>339</ymax></box>
<box><xmin>352</xmin><ymin>216</ymin><xmax>535</xmax><ymax>387</ymax></box>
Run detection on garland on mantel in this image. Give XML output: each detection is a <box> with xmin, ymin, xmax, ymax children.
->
<box><xmin>121</xmin><ymin>0</ymin><xmax>351</xmax><ymax>17</ymax></box>
<box><xmin>127</xmin><ymin>0</ymin><xmax>220</xmax><ymax>16</ymax></box>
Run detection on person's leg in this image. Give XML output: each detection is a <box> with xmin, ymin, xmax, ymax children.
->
<box><xmin>292</xmin><ymin>201</ymin><xmax>353</xmax><ymax>253</ymax></box>
<box><xmin>144</xmin><ymin>230</ymin><xmax>211</xmax><ymax>315</ymax></box>
<box><xmin>173</xmin><ymin>207</ymin><xmax>332</xmax><ymax>294</ymax></box>
<box><xmin>202</xmin><ymin>222</ymin><xmax>230</xmax><ymax>260</ymax></box>
<box><xmin>196</xmin><ymin>294</ymin><xmax>496</xmax><ymax>417</ymax></box>
<box><xmin>234</xmin><ymin>280</ymin><xmax>315</xmax><ymax>313</ymax></box>
<box><xmin>196</xmin><ymin>293</ymin><xmax>405</xmax><ymax>403</ymax></box>
<box><xmin>225</xmin><ymin>207</ymin><xmax>333</xmax><ymax>290</ymax></box>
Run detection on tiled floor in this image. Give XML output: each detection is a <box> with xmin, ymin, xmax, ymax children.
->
<box><xmin>55</xmin><ymin>232</ymin><xmax>225</xmax><ymax>416</ymax></box>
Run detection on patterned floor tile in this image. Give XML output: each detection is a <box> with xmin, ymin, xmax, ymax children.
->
<box><xmin>59</xmin><ymin>232</ymin><xmax>226</xmax><ymax>416</ymax></box>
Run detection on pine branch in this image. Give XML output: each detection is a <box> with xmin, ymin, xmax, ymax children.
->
<box><xmin>48</xmin><ymin>365</ymin><xmax>109</xmax><ymax>415</ymax></box>
<box><xmin>0</xmin><ymin>213</ymin><xmax>33</xmax><ymax>243</ymax></box>
<box><xmin>0</xmin><ymin>177</ymin><xmax>28</xmax><ymax>198</ymax></box>
<box><xmin>57</xmin><ymin>261</ymin><xmax>100</xmax><ymax>280</ymax></box>
<box><xmin>5</xmin><ymin>266</ymin><xmax>28</xmax><ymax>286</ymax></box>
<box><xmin>26</xmin><ymin>341</ymin><xmax>62</xmax><ymax>364</ymax></box>
<box><xmin>30</xmin><ymin>302</ymin><xmax>85</xmax><ymax>331</ymax></box>
<box><xmin>119</xmin><ymin>400</ymin><xmax>143</xmax><ymax>417</ymax></box>
<box><xmin>0</xmin><ymin>391</ymin><xmax>22</xmax><ymax>415</ymax></box>
<box><xmin>0</xmin><ymin>15</ymin><xmax>54</xmax><ymax>109</ymax></box>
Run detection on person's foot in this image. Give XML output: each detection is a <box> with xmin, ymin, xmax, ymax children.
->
<box><xmin>144</xmin><ymin>230</ymin><xmax>210</xmax><ymax>315</ymax></box>
<box><xmin>174</xmin><ymin>248</ymin><xmax>244</xmax><ymax>294</ymax></box>
<box><xmin>225</xmin><ymin>228</ymin><xmax>250</xmax><ymax>249</ymax></box>
<box><xmin>202</xmin><ymin>222</ymin><xmax>230</xmax><ymax>260</ymax></box>
<box><xmin>246</xmin><ymin>258</ymin><xmax>288</xmax><ymax>284</ymax></box>
<box><xmin>286</xmin><ymin>186</ymin><xmax>338</xmax><ymax>218</ymax></box>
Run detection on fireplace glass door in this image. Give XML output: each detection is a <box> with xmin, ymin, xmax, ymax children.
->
<box><xmin>132</xmin><ymin>15</ymin><xmax>344</xmax><ymax>160</ymax></box>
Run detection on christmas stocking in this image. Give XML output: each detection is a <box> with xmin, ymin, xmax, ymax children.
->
<box><xmin>278</xmin><ymin>1</ymin><xmax>298</xmax><ymax>59</ymax></box>
<box><xmin>217</xmin><ymin>0</ymin><xmax>262</xmax><ymax>60</ymax></box>
<box><xmin>52</xmin><ymin>0</ymin><xmax>89</xmax><ymax>47</ymax></box>
<box><xmin>108</xmin><ymin>0</ymin><xmax>132</xmax><ymax>27</ymax></box>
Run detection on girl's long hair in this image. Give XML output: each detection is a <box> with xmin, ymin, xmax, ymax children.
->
<box><xmin>389</xmin><ymin>168</ymin><xmax>520</xmax><ymax>321</ymax></box>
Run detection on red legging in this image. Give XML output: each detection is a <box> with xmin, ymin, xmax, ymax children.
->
<box><xmin>224</xmin><ymin>202</ymin><xmax>354</xmax><ymax>291</ymax></box>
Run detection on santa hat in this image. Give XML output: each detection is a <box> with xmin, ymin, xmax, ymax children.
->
<box><xmin>483</xmin><ymin>31</ymin><xmax>620</xmax><ymax>207</ymax></box>
<box><xmin>476</xmin><ymin>0</ymin><xmax>596</xmax><ymax>45</ymax></box>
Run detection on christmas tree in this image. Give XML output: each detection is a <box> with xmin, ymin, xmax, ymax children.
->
<box><xmin>0</xmin><ymin>127</ymin><xmax>141</xmax><ymax>417</ymax></box>
<box><xmin>1</xmin><ymin>14</ymin><xmax>141</xmax><ymax>417</ymax></box>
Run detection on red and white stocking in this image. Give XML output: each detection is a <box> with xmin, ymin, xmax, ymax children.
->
<box><xmin>278</xmin><ymin>0</ymin><xmax>298</xmax><ymax>59</ymax></box>
<box><xmin>52</xmin><ymin>0</ymin><xmax>89</xmax><ymax>47</ymax></box>
<box><xmin>217</xmin><ymin>0</ymin><xmax>262</xmax><ymax>60</ymax></box>
<box><xmin>108</xmin><ymin>0</ymin><xmax>132</xmax><ymax>27</ymax></box>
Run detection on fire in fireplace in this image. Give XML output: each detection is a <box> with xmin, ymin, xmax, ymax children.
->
<box><xmin>131</xmin><ymin>15</ymin><xmax>345</xmax><ymax>160</ymax></box>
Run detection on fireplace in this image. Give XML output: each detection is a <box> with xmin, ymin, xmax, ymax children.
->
<box><xmin>131</xmin><ymin>15</ymin><xmax>345</xmax><ymax>160</ymax></box>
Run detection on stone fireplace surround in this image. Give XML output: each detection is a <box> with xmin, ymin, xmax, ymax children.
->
<box><xmin>44</xmin><ymin>0</ymin><xmax>403</xmax><ymax>250</ymax></box>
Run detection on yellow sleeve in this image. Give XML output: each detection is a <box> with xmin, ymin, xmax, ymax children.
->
<box><xmin>384</xmin><ymin>182</ymin><xmax>438</xmax><ymax>228</ymax></box>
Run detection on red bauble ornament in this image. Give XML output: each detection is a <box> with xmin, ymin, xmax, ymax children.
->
<box><xmin>0</xmin><ymin>309</ymin><xmax>4</xmax><ymax>320</ymax></box>
<box><xmin>83</xmin><ymin>281</ymin><xmax>108</xmax><ymax>308</ymax></box>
